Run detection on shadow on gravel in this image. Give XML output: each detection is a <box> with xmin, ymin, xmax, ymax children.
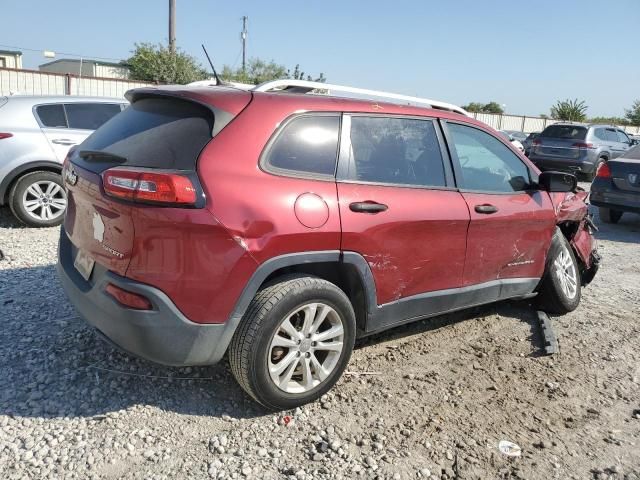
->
<box><xmin>591</xmin><ymin>207</ymin><xmax>640</xmax><ymax>244</ymax></box>
<box><xmin>0</xmin><ymin>261</ymin><xmax>545</xmax><ymax>422</ymax></box>
<box><xmin>0</xmin><ymin>206</ymin><xmax>26</xmax><ymax>229</ymax></box>
<box><xmin>0</xmin><ymin>264</ymin><xmax>268</xmax><ymax>421</ymax></box>
<box><xmin>356</xmin><ymin>300</ymin><xmax>546</xmax><ymax>358</ymax></box>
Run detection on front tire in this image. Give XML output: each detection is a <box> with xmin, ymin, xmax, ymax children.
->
<box><xmin>228</xmin><ymin>275</ymin><xmax>356</xmax><ymax>410</ymax></box>
<box><xmin>536</xmin><ymin>229</ymin><xmax>581</xmax><ymax>314</ymax></box>
<box><xmin>599</xmin><ymin>207</ymin><xmax>623</xmax><ymax>224</ymax></box>
<box><xmin>9</xmin><ymin>171</ymin><xmax>67</xmax><ymax>227</ymax></box>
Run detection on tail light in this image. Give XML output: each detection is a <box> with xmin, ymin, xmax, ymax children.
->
<box><xmin>0</xmin><ymin>133</ymin><xmax>13</xmax><ymax>140</ymax></box>
<box><xmin>102</xmin><ymin>168</ymin><xmax>197</xmax><ymax>206</ymax></box>
<box><xmin>595</xmin><ymin>162</ymin><xmax>611</xmax><ymax>178</ymax></box>
<box><xmin>532</xmin><ymin>139</ymin><xmax>542</xmax><ymax>146</ymax></box>
<box><xmin>572</xmin><ymin>142</ymin><xmax>594</xmax><ymax>149</ymax></box>
<box><xmin>105</xmin><ymin>283</ymin><xmax>152</xmax><ymax>310</ymax></box>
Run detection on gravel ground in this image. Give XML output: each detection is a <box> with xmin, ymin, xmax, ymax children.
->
<box><xmin>1</xmin><ymin>187</ymin><xmax>639</xmax><ymax>480</ymax></box>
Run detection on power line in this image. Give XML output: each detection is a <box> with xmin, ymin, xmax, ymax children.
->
<box><xmin>0</xmin><ymin>43</ymin><xmax>123</xmax><ymax>62</ymax></box>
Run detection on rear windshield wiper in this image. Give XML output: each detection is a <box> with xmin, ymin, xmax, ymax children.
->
<box><xmin>78</xmin><ymin>150</ymin><xmax>127</xmax><ymax>163</ymax></box>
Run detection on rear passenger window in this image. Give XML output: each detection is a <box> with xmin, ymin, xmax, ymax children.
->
<box><xmin>65</xmin><ymin>103</ymin><xmax>122</xmax><ymax>130</ymax></box>
<box><xmin>36</xmin><ymin>104</ymin><xmax>67</xmax><ymax>128</ymax></box>
<box><xmin>347</xmin><ymin>116</ymin><xmax>446</xmax><ymax>187</ymax></box>
<box><xmin>594</xmin><ymin>128</ymin><xmax>608</xmax><ymax>141</ymax></box>
<box><xmin>264</xmin><ymin>115</ymin><xmax>340</xmax><ymax>176</ymax></box>
<box><xmin>448</xmin><ymin>123</ymin><xmax>530</xmax><ymax>193</ymax></box>
<box><xmin>605</xmin><ymin>129</ymin><xmax>619</xmax><ymax>142</ymax></box>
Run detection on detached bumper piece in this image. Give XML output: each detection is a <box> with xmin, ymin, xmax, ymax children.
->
<box><xmin>536</xmin><ymin>311</ymin><xmax>559</xmax><ymax>355</ymax></box>
<box><xmin>56</xmin><ymin>228</ymin><xmax>234</xmax><ymax>366</ymax></box>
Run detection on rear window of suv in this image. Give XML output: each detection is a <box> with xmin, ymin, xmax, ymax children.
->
<box><xmin>540</xmin><ymin>125</ymin><xmax>587</xmax><ymax>140</ymax></box>
<box><xmin>74</xmin><ymin>97</ymin><xmax>215</xmax><ymax>174</ymax></box>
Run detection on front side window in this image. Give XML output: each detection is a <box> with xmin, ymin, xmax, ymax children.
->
<box><xmin>346</xmin><ymin>116</ymin><xmax>446</xmax><ymax>187</ymax></box>
<box><xmin>263</xmin><ymin>115</ymin><xmax>340</xmax><ymax>176</ymax></box>
<box><xmin>65</xmin><ymin>103</ymin><xmax>122</xmax><ymax>130</ymax></box>
<box><xmin>616</xmin><ymin>130</ymin><xmax>630</xmax><ymax>143</ymax></box>
<box><xmin>36</xmin><ymin>104</ymin><xmax>67</xmax><ymax>128</ymax></box>
<box><xmin>447</xmin><ymin>123</ymin><xmax>531</xmax><ymax>193</ymax></box>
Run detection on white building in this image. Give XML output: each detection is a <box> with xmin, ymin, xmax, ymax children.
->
<box><xmin>39</xmin><ymin>59</ymin><xmax>129</xmax><ymax>79</ymax></box>
<box><xmin>0</xmin><ymin>50</ymin><xmax>23</xmax><ymax>69</ymax></box>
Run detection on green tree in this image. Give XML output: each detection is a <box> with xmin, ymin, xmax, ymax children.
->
<box><xmin>588</xmin><ymin>116</ymin><xmax>628</xmax><ymax>126</ymax></box>
<box><xmin>462</xmin><ymin>102</ymin><xmax>485</xmax><ymax>113</ymax></box>
<box><xmin>286</xmin><ymin>64</ymin><xmax>326</xmax><ymax>82</ymax></box>
<box><xmin>222</xmin><ymin>58</ymin><xmax>326</xmax><ymax>85</ymax></box>
<box><xmin>550</xmin><ymin>99</ymin><xmax>588</xmax><ymax>122</ymax></box>
<box><xmin>482</xmin><ymin>102</ymin><xmax>504</xmax><ymax>114</ymax></box>
<box><xmin>462</xmin><ymin>101</ymin><xmax>504</xmax><ymax>114</ymax></box>
<box><xmin>625</xmin><ymin>99</ymin><xmax>640</xmax><ymax>126</ymax></box>
<box><xmin>126</xmin><ymin>43</ymin><xmax>208</xmax><ymax>84</ymax></box>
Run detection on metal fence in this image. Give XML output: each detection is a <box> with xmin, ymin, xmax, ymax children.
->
<box><xmin>471</xmin><ymin>112</ymin><xmax>640</xmax><ymax>135</ymax></box>
<box><xmin>0</xmin><ymin>67</ymin><xmax>153</xmax><ymax>98</ymax></box>
<box><xmin>2</xmin><ymin>67</ymin><xmax>639</xmax><ymax>134</ymax></box>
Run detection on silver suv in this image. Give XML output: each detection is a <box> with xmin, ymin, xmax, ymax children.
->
<box><xmin>0</xmin><ymin>96</ymin><xmax>126</xmax><ymax>227</ymax></box>
<box><xmin>528</xmin><ymin>122</ymin><xmax>637</xmax><ymax>180</ymax></box>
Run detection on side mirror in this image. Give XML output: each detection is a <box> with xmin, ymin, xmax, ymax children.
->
<box><xmin>537</xmin><ymin>171</ymin><xmax>577</xmax><ymax>192</ymax></box>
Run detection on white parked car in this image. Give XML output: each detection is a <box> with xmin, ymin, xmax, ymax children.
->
<box><xmin>0</xmin><ymin>96</ymin><xmax>126</xmax><ymax>227</ymax></box>
<box><xmin>499</xmin><ymin>130</ymin><xmax>525</xmax><ymax>153</ymax></box>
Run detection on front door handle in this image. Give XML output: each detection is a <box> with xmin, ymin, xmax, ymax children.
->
<box><xmin>474</xmin><ymin>204</ymin><xmax>498</xmax><ymax>214</ymax></box>
<box><xmin>349</xmin><ymin>201</ymin><xmax>388</xmax><ymax>214</ymax></box>
<box><xmin>52</xmin><ymin>139</ymin><xmax>76</xmax><ymax>146</ymax></box>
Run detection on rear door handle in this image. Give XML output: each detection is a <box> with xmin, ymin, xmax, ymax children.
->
<box><xmin>474</xmin><ymin>204</ymin><xmax>498</xmax><ymax>214</ymax></box>
<box><xmin>349</xmin><ymin>201</ymin><xmax>388</xmax><ymax>213</ymax></box>
<box><xmin>52</xmin><ymin>139</ymin><xmax>76</xmax><ymax>145</ymax></box>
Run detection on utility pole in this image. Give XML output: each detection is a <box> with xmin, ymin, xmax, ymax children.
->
<box><xmin>169</xmin><ymin>0</ymin><xmax>176</xmax><ymax>54</ymax></box>
<box><xmin>241</xmin><ymin>16</ymin><xmax>248</xmax><ymax>73</ymax></box>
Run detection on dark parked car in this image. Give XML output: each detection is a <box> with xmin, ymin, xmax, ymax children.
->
<box><xmin>57</xmin><ymin>80</ymin><xmax>598</xmax><ymax>409</ymax></box>
<box><xmin>523</xmin><ymin>131</ymin><xmax>540</xmax><ymax>156</ymax></box>
<box><xmin>591</xmin><ymin>144</ymin><xmax>640</xmax><ymax>223</ymax></box>
<box><xmin>529</xmin><ymin>123</ymin><xmax>634</xmax><ymax>180</ymax></box>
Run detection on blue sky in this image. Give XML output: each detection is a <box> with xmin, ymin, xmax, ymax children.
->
<box><xmin>2</xmin><ymin>0</ymin><xmax>639</xmax><ymax>116</ymax></box>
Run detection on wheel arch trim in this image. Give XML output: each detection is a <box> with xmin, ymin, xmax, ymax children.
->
<box><xmin>0</xmin><ymin>160</ymin><xmax>62</xmax><ymax>205</ymax></box>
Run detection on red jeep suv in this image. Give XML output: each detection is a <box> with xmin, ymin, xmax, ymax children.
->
<box><xmin>57</xmin><ymin>81</ymin><xmax>599</xmax><ymax>410</ymax></box>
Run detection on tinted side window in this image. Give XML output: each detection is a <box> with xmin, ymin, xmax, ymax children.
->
<box><xmin>36</xmin><ymin>104</ymin><xmax>67</xmax><ymax>128</ymax></box>
<box><xmin>593</xmin><ymin>128</ymin><xmax>608</xmax><ymax>141</ymax></box>
<box><xmin>605</xmin><ymin>129</ymin><xmax>618</xmax><ymax>142</ymax></box>
<box><xmin>448</xmin><ymin>123</ymin><xmax>530</xmax><ymax>193</ymax></box>
<box><xmin>616</xmin><ymin>130</ymin><xmax>630</xmax><ymax>143</ymax></box>
<box><xmin>65</xmin><ymin>103</ymin><xmax>122</xmax><ymax>130</ymax></box>
<box><xmin>347</xmin><ymin>117</ymin><xmax>446</xmax><ymax>187</ymax></box>
<box><xmin>264</xmin><ymin>115</ymin><xmax>340</xmax><ymax>176</ymax></box>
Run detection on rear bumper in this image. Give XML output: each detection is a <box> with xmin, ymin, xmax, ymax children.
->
<box><xmin>56</xmin><ymin>228</ymin><xmax>234</xmax><ymax>366</ymax></box>
<box><xmin>528</xmin><ymin>155</ymin><xmax>596</xmax><ymax>174</ymax></box>
<box><xmin>590</xmin><ymin>186</ymin><xmax>640</xmax><ymax>214</ymax></box>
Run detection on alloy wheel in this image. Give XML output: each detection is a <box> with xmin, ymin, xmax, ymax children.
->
<box><xmin>268</xmin><ymin>302</ymin><xmax>344</xmax><ymax>394</ymax></box>
<box><xmin>22</xmin><ymin>180</ymin><xmax>67</xmax><ymax>222</ymax></box>
<box><xmin>554</xmin><ymin>247</ymin><xmax>578</xmax><ymax>299</ymax></box>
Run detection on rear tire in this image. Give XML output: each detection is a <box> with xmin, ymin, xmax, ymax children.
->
<box><xmin>599</xmin><ymin>207</ymin><xmax>623</xmax><ymax>224</ymax></box>
<box><xmin>9</xmin><ymin>171</ymin><xmax>67</xmax><ymax>228</ymax></box>
<box><xmin>536</xmin><ymin>228</ymin><xmax>581</xmax><ymax>315</ymax></box>
<box><xmin>228</xmin><ymin>275</ymin><xmax>356</xmax><ymax>410</ymax></box>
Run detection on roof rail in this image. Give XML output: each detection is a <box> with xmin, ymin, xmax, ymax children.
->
<box><xmin>252</xmin><ymin>79</ymin><xmax>470</xmax><ymax>117</ymax></box>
